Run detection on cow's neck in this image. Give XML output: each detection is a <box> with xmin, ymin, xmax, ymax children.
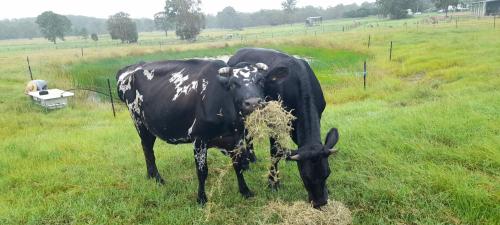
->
<box><xmin>294</xmin><ymin>77</ymin><xmax>322</xmax><ymax>147</ymax></box>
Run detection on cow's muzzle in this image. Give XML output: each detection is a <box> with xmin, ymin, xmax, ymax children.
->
<box><xmin>241</xmin><ymin>98</ymin><xmax>264</xmax><ymax>115</ymax></box>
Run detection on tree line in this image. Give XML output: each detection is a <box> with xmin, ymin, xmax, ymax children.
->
<box><xmin>0</xmin><ymin>15</ymin><xmax>155</xmax><ymax>40</ymax></box>
<box><xmin>0</xmin><ymin>0</ymin><xmax>466</xmax><ymax>42</ymax></box>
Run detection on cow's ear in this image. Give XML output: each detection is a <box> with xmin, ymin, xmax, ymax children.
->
<box><xmin>324</xmin><ymin>128</ymin><xmax>339</xmax><ymax>150</ymax></box>
<box><xmin>266</xmin><ymin>67</ymin><xmax>288</xmax><ymax>83</ymax></box>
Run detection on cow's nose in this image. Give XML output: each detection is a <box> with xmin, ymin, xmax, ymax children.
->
<box><xmin>242</xmin><ymin>98</ymin><xmax>263</xmax><ymax>114</ymax></box>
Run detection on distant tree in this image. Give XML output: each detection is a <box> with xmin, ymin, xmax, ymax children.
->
<box><xmin>216</xmin><ymin>6</ymin><xmax>242</xmax><ymax>29</ymax></box>
<box><xmin>91</xmin><ymin>33</ymin><xmax>98</xmax><ymax>41</ymax></box>
<box><xmin>35</xmin><ymin>11</ymin><xmax>72</xmax><ymax>44</ymax></box>
<box><xmin>376</xmin><ymin>0</ymin><xmax>416</xmax><ymax>19</ymax></box>
<box><xmin>106</xmin><ymin>12</ymin><xmax>138</xmax><ymax>43</ymax></box>
<box><xmin>80</xmin><ymin>28</ymin><xmax>89</xmax><ymax>39</ymax></box>
<box><xmin>432</xmin><ymin>0</ymin><xmax>459</xmax><ymax>16</ymax></box>
<box><xmin>164</xmin><ymin>0</ymin><xmax>204</xmax><ymax>40</ymax></box>
<box><xmin>282</xmin><ymin>0</ymin><xmax>298</xmax><ymax>24</ymax></box>
<box><xmin>154</xmin><ymin>11</ymin><xmax>174</xmax><ymax>37</ymax></box>
<box><xmin>344</xmin><ymin>3</ymin><xmax>378</xmax><ymax>18</ymax></box>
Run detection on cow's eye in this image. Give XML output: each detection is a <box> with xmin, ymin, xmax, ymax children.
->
<box><xmin>230</xmin><ymin>82</ymin><xmax>240</xmax><ymax>89</ymax></box>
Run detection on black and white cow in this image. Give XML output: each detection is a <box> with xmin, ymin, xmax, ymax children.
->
<box><xmin>228</xmin><ymin>48</ymin><xmax>339</xmax><ymax>208</ymax></box>
<box><xmin>116</xmin><ymin>59</ymin><xmax>269</xmax><ymax>204</ymax></box>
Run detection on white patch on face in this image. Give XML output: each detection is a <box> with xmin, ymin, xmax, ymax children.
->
<box><xmin>169</xmin><ymin>69</ymin><xmax>198</xmax><ymax>101</ymax></box>
<box><xmin>232</xmin><ymin>66</ymin><xmax>257</xmax><ymax>79</ymax></box>
<box><xmin>188</xmin><ymin>118</ymin><xmax>196</xmax><ymax>136</ymax></box>
<box><xmin>144</xmin><ymin>69</ymin><xmax>154</xmax><ymax>80</ymax></box>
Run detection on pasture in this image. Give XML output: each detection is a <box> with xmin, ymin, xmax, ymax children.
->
<box><xmin>0</xmin><ymin>14</ymin><xmax>499</xmax><ymax>224</ymax></box>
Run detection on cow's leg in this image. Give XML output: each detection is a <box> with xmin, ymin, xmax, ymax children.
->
<box><xmin>230</xmin><ymin>145</ymin><xmax>253</xmax><ymax>198</ymax></box>
<box><xmin>244</xmin><ymin>129</ymin><xmax>257</xmax><ymax>163</ymax></box>
<box><xmin>138</xmin><ymin>125</ymin><xmax>165</xmax><ymax>184</ymax></box>
<box><xmin>268</xmin><ymin>138</ymin><xmax>282</xmax><ymax>190</ymax></box>
<box><xmin>193</xmin><ymin>138</ymin><xmax>208</xmax><ymax>205</ymax></box>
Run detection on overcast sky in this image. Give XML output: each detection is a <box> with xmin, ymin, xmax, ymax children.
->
<box><xmin>0</xmin><ymin>0</ymin><xmax>375</xmax><ymax>20</ymax></box>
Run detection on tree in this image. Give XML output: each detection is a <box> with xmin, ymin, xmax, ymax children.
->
<box><xmin>154</xmin><ymin>11</ymin><xmax>174</xmax><ymax>37</ymax></box>
<box><xmin>107</xmin><ymin>12</ymin><xmax>138</xmax><ymax>43</ymax></box>
<box><xmin>164</xmin><ymin>0</ymin><xmax>204</xmax><ymax>40</ymax></box>
<box><xmin>35</xmin><ymin>11</ymin><xmax>71</xmax><ymax>44</ymax></box>
<box><xmin>282</xmin><ymin>0</ymin><xmax>298</xmax><ymax>24</ymax></box>
<box><xmin>80</xmin><ymin>28</ymin><xmax>89</xmax><ymax>39</ymax></box>
<box><xmin>91</xmin><ymin>33</ymin><xmax>98</xmax><ymax>41</ymax></box>
<box><xmin>432</xmin><ymin>0</ymin><xmax>459</xmax><ymax>16</ymax></box>
<box><xmin>376</xmin><ymin>0</ymin><xmax>416</xmax><ymax>19</ymax></box>
<box><xmin>216</xmin><ymin>6</ymin><xmax>242</xmax><ymax>30</ymax></box>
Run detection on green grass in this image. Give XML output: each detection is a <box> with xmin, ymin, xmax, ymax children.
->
<box><xmin>1</xmin><ymin>14</ymin><xmax>499</xmax><ymax>225</ymax></box>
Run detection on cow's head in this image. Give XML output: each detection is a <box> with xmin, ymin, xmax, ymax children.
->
<box><xmin>287</xmin><ymin>128</ymin><xmax>339</xmax><ymax>208</ymax></box>
<box><xmin>218</xmin><ymin>62</ymin><xmax>269</xmax><ymax>116</ymax></box>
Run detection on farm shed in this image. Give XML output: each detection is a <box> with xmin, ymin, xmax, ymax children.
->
<box><xmin>470</xmin><ymin>0</ymin><xmax>500</xmax><ymax>16</ymax></box>
<box><xmin>305</xmin><ymin>16</ymin><xmax>323</xmax><ymax>26</ymax></box>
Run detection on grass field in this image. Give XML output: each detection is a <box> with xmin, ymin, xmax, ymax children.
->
<box><xmin>0</xmin><ymin>14</ymin><xmax>499</xmax><ymax>225</ymax></box>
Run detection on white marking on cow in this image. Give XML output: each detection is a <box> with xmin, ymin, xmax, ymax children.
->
<box><xmin>125</xmin><ymin>92</ymin><xmax>144</xmax><ymax>133</ymax></box>
<box><xmin>188</xmin><ymin>118</ymin><xmax>196</xmax><ymax>136</ymax></box>
<box><xmin>144</xmin><ymin>69</ymin><xmax>155</xmax><ymax>80</ymax></box>
<box><xmin>127</xmin><ymin>90</ymin><xmax>144</xmax><ymax>115</ymax></box>
<box><xmin>169</xmin><ymin>69</ymin><xmax>199</xmax><ymax>101</ymax></box>
<box><xmin>118</xmin><ymin>75</ymin><xmax>133</xmax><ymax>94</ymax></box>
<box><xmin>232</xmin><ymin>66</ymin><xmax>257</xmax><ymax>79</ymax></box>
<box><xmin>200</xmin><ymin>79</ymin><xmax>208</xmax><ymax>100</ymax></box>
<box><xmin>194</xmin><ymin>139</ymin><xmax>207</xmax><ymax>170</ymax></box>
<box><xmin>201</xmin><ymin>79</ymin><xmax>208</xmax><ymax>94</ymax></box>
<box><xmin>118</xmin><ymin>67</ymin><xmax>142</xmax><ymax>82</ymax></box>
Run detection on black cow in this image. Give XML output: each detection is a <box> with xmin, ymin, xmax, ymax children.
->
<box><xmin>228</xmin><ymin>48</ymin><xmax>339</xmax><ymax>208</ymax></box>
<box><xmin>116</xmin><ymin>59</ymin><xmax>269</xmax><ymax>204</ymax></box>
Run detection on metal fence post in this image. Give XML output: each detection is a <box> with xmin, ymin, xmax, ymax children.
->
<box><xmin>107</xmin><ymin>79</ymin><xmax>116</xmax><ymax>118</ymax></box>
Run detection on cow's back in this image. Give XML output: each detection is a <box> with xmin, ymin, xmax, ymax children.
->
<box><xmin>117</xmin><ymin>59</ymin><xmax>234</xmax><ymax>143</ymax></box>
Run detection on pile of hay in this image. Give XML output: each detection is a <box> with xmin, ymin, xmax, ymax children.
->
<box><xmin>261</xmin><ymin>200</ymin><xmax>352</xmax><ymax>225</ymax></box>
<box><xmin>244</xmin><ymin>100</ymin><xmax>295</xmax><ymax>148</ymax></box>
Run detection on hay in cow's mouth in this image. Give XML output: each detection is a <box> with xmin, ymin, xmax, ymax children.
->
<box><xmin>261</xmin><ymin>199</ymin><xmax>352</xmax><ymax>225</ymax></box>
<box><xmin>244</xmin><ymin>100</ymin><xmax>295</xmax><ymax>149</ymax></box>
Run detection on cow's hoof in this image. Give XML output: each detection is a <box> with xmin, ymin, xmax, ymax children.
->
<box><xmin>147</xmin><ymin>174</ymin><xmax>166</xmax><ymax>185</ymax></box>
<box><xmin>241</xmin><ymin>190</ymin><xmax>254</xmax><ymax>198</ymax></box>
<box><xmin>249</xmin><ymin>153</ymin><xmax>257</xmax><ymax>163</ymax></box>
<box><xmin>155</xmin><ymin>177</ymin><xmax>166</xmax><ymax>185</ymax></box>
<box><xmin>268</xmin><ymin>180</ymin><xmax>280</xmax><ymax>191</ymax></box>
<box><xmin>197</xmin><ymin>195</ymin><xmax>207</xmax><ymax>206</ymax></box>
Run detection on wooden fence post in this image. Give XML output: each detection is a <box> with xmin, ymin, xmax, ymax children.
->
<box><xmin>389</xmin><ymin>41</ymin><xmax>393</xmax><ymax>61</ymax></box>
<box><xmin>27</xmin><ymin>56</ymin><xmax>33</xmax><ymax>80</ymax></box>
<box><xmin>368</xmin><ymin>35</ymin><xmax>371</xmax><ymax>48</ymax></box>
<box><xmin>81</xmin><ymin>48</ymin><xmax>84</xmax><ymax>57</ymax></box>
<box><xmin>363</xmin><ymin>61</ymin><xmax>367</xmax><ymax>90</ymax></box>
